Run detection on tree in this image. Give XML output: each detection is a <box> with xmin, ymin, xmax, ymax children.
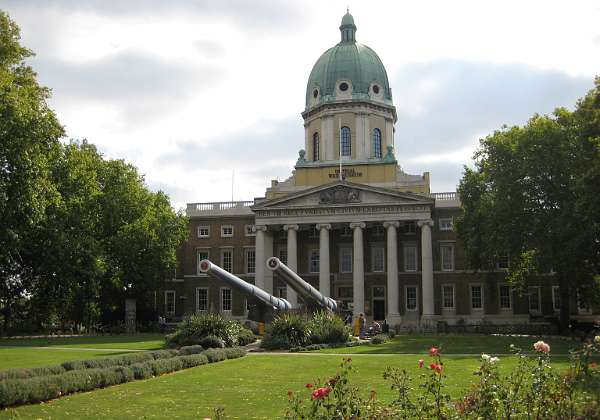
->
<box><xmin>0</xmin><ymin>11</ymin><xmax>64</xmax><ymax>331</ymax></box>
<box><xmin>456</xmin><ymin>79</ymin><xmax>600</xmax><ymax>331</ymax></box>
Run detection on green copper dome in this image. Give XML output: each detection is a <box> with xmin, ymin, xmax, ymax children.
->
<box><xmin>305</xmin><ymin>12</ymin><xmax>393</xmax><ymax>110</ymax></box>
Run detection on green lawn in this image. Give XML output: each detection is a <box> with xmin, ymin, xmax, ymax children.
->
<box><xmin>0</xmin><ymin>353</ymin><xmax>575</xmax><ymax>419</ymax></box>
<box><xmin>0</xmin><ymin>333</ymin><xmax>589</xmax><ymax>419</ymax></box>
<box><xmin>315</xmin><ymin>333</ymin><xmax>584</xmax><ymax>355</ymax></box>
<box><xmin>0</xmin><ymin>334</ymin><xmax>165</xmax><ymax>370</ymax></box>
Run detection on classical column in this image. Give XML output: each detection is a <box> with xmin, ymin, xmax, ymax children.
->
<box><xmin>418</xmin><ymin>219</ymin><xmax>435</xmax><ymax>321</ymax></box>
<box><xmin>316</xmin><ymin>223</ymin><xmax>331</xmax><ymax>297</ymax></box>
<box><xmin>253</xmin><ymin>225</ymin><xmax>267</xmax><ymax>290</ymax></box>
<box><xmin>350</xmin><ymin>222</ymin><xmax>366</xmax><ymax>317</ymax></box>
<box><xmin>383</xmin><ymin>221</ymin><xmax>401</xmax><ymax>325</ymax></box>
<box><xmin>283</xmin><ymin>224</ymin><xmax>299</xmax><ymax>307</ymax></box>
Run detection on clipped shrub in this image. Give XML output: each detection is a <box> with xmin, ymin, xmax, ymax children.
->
<box><xmin>370</xmin><ymin>334</ymin><xmax>389</xmax><ymax>345</ymax></box>
<box><xmin>307</xmin><ymin>311</ymin><xmax>351</xmax><ymax>345</ymax></box>
<box><xmin>199</xmin><ymin>335</ymin><xmax>225</xmax><ymax>349</ymax></box>
<box><xmin>149</xmin><ymin>349</ymin><xmax>179</xmax><ymax>360</ymax></box>
<box><xmin>237</xmin><ymin>328</ymin><xmax>257</xmax><ymax>346</ymax></box>
<box><xmin>261</xmin><ymin>314</ymin><xmax>309</xmax><ymax>350</ymax></box>
<box><xmin>0</xmin><ymin>365</ymin><xmax>66</xmax><ymax>381</ymax></box>
<box><xmin>165</xmin><ymin>313</ymin><xmax>243</xmax><ymax>347</ymax></box>
<box><xmin>179</xmin><ymin>353</ymin><xmax>209</xmax><ymax>368</ymax></box>
<box><xmin>130</xmin><ymin>362</ymin><xmax>153</xmax><ymax>380</ymax></box>
<box><xmin>178</xmin><ymin>344</ymin><xmax>205</xmax><ymax>355</ymax></box>
<box><xmin>204</xmin><ymin>348</ymin><xmax>227</xmax><ymax>363</ymax></box>
<box><xmin>223</xmin><ymin>347</ymin><xmax>247</xmax><ymax>359</ymax></box>
<box><xmin>148</xmin><ymin>358</ymin><xmax>184</xmax><ymax>376</ymax></box>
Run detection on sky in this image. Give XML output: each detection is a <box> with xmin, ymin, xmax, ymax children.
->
<box><xmin>3</xmin><ymin>0</ymin><xmax>599</xmax><ymax>210</ymax></box>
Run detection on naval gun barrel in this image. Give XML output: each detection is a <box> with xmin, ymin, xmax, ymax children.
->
<box><xmin>266</xmin><ymin>257</ymin><xmax>337</xmax><ymax>312</ymax></box>
<box><xmin>199</xmin><ymin>259</ymin><xmax>292</xmax><ymax>311</ymax></box>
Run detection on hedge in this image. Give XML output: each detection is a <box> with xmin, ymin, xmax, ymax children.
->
<box><xmin>0</xmin><ymin>347</ymin><xmax>246</xmax><ymax>408</ymax></box>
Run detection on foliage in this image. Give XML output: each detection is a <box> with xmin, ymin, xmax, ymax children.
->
<box><xmin>370</xmin><ymin>334</ymin><xmax>389</xmax><ymax>345</ymax></box>
<box><xmin>165</xmin><ymin>313</ymin><xmax>249</xmax><ymax>347</ymax></box>
<box><xmin>178</xmin><ymin>344</ymin><xmax>205</xmax><ymax>355</ymax></box>
<box><xmin>199</xmin><ymin>335</ymin><xmax>225</xmax><ymax>349</ymax></box>
<box><xmin>456</xmin><ymin>79</ymin><xmax>600</xmax><ymax>330</ymax></box>
<box><xmin>307</xmin><ymin>311</ymin><xmax>351</xmax><ymax>345</ymax></box>
<box><xmin>236</xmin><ymin>327</ymin><xmax>257</xmax><ymax>346</ymax></box>
<box><xmin>285</xmin><ymin>340</ymin><xmax>600</xmax><ymax>419</ymax></box>
<box><xmin>261</xmin><ymin>314</ymin><xmax>310</xmax><ymax>350</ymax></box>
<box><xmin>0</xmin><ymin>347</ymin><xmax>246</xmax><ymax>407</ymax></box>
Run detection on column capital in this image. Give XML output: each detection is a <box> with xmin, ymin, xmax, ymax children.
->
<box><xmin>252</xmin><ymin>225</ymin><xmax>268</xmax><ymax>233</ymax></box>
<box><xmin>349</xmin><ymin>222</ymin><xmax>366</xmax><ymax>230</ymax></box>
<box><xmin>383</xmin><ymin>221</ymin><xmax>400</xmax><ymax>229</ymax></box>
<box><xmin>417</xmin><ymin>219</ymin><xmax>434</xmax><ymax>228</ymax></box>
<box><xmin>282</xmin><ymin>224</ymin><xmax>299</xmax><ymax>231</ymax></box>
<box><xmin>315</xmin><ymin>223</ymin><xmax>331</xmax><ymax>231</ymax></box>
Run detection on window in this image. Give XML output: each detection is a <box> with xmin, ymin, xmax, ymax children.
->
<box><xmin>406</xmin><ymin>286</ymin><xmax>418</xmax><ymax>311</ymax></box>
<box><xmin>471</xmin><ymin>285</ymin><xmax>483</xmax><ymax>310</ymax></box>
<box><xmin>278</xmin><ymin>248</ymin><xmax>288</xmax><ymax>265</ymax></box>
<box><xmin>499</xmin><ymin>285</ymin><xmax>511</xmax><ymax>309</ymax></box>
<box><xmin>221</xmin><ymin>288</ymin><xmax>232</xmax><ymax>312</ymax></box>
<box><xmin>278</xmin><ymin>229</ymin><xmax>288</xmax><ymax>240</ymax></box>
<box><xmin>373</xmin><ymin>286</ymin><xmax>385</xmax><ymax>298</ymax></box>
<box><xmin>528</xmin><ymin>286</ymin><xmax>541</xmax><ymax>313</ymax></box>
<box><xmin>277</xmin><ymin>287</ymin><xmax>287</xmax><ymax>300</ymax></box>
<box><xmin>341</xmin><ymin>226</ymin><xmax>352</xmax><ymax>237</ymax></box>
<box><xmin>221</xmin><ymin>225</ymin><xmax>234</xmax><ymax>237</ymax></box>
<box><xmin>578</xmin><ymin>292</ymin><xmax>592</xmax><ymax>314</ymax></box>
<box><xmin>371</xmin><ymin>247</ymin><xmax>385</xmax><ymax>272</ymax></box>
<box><xmin>197</xmin><ymin>249</ymin><xmax>210</xmax><ymax>275</ymax></box>
<box><xmin>245</xmin><ymin>248</ymin><xmax>256</xmax><ymax>274</ymax></box>
<box><xmin>309</xmin><ymin>249</ymin><xmax>320</xmax><ymax>273</ymax></box>
<box><xmin>313</xmin><ymin>132</ymin><xmax>320</xmax><ymax>161</ymax></box>
<box><xmin>404</xmin><ymin>222</ymin><xmax>416</xmax><ymax>235</ymax></box>
<box><xmin>439</xmin><ymin>218</ymin><xmax>453</xmax><ymax>231</ymax></box>
<box><xmin>339</xmin><ymin>82</ymin><xmax>349</xmax><ymax>91</ymax></box>
<box><xmin>340</xmin><ymin>248</ymin><xmax>352</xmax><ymax>273</ymax></box>
<box><xmin>341</xmin><ymin>126</ymin><xmax>351</xmax><ymax>156</ymax></box>
<box><xmin>372</xmin><ymin>128</ymin><xmax>382</xmax><ymax>159</ymax></box>
<box><xmin>196</xmin><ymin>287</ymin><xmax>208</xmax><ymax>313</ymax></box>
<box><xmin>308</xmin><ymin>226</ymin><xmax>319</xmax><ymax>239</ymax></box>
<box><xmin>372</xmin><ymin>225</ymin><xmax>384</xmax><ymax>237</ymax></box>
<box><xmin>497</xmin><ymin>255</ymin><xmax>510</xmax><ymax>269</ymax></box>
<box><xmin>442</xmin><ymin>285</ymin><xmax>455</xmax><ymax>309</ymax></box>
<box><xmin>197</xmin><ymin>225</ymin><xmax>210</xmax><ymax>238</ymax></box>
<box><xmin>403</xmin><ymin>245</ymin><xmax>417</xmax><ymax>272</ymax></box>
<box><xmin>338</xmin><ymin>287</ymin><xmax>353</xmax><ymax>298</ymax></box>
<box><xmin>440</xmin><ymin>243</ymin><xmax>454</xmax><ymax>271</ymax></box>
<box><xmin>244</xmin><ymin>225</ymin><xmax>255</xmax><ymax>237</ymax></box>
<box><xmin>552</xmin><ymin>286</ymin><xmax>561</xmax><ymax>312</ymax></box>
<box><xmin>221</xmin><ymin>249</ymin><xmax>233</xmax><ymax>272</ymax></box>
<box><xmin>165</xmin><ymin>290</ymin><xmax>176</xmax><ymax>315</ymax></box>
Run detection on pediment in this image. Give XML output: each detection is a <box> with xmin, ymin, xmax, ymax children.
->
<box><xmin>253</xmin><ymin>181</ymin><xmax>432</xmax><ymax>210</ymax></box>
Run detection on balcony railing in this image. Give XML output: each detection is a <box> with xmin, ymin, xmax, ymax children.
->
<box><xmin>430</xmin><ymin>192</ymin><xmax>458</xmax><ymax>201</ymax></box>
<box><xmin>186</xmin><ymin>200</ymin><xmax>254</xmax><ymax>215</ymax></box>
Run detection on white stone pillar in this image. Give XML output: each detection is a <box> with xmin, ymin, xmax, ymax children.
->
<box><xmin>383</xmin><ymin>221</ymin><xmax>401</xmax><ymax>326</ymax></box>
<box><xmin>283</xmin><ymin>224</ymin><xmax>299</xmax><ymax>307</ymax></box>
<box><xmin>253</xmin><ymin>225</ymin><xmax>267</xmax><ymax>290</ymax></box>
<box><xmin>350</xmin><ymin>222</ymin><xmax>366</xmax><ymax>317</ymax></box>
<box><xmin>316</xmin><ymin>223</ymin><xmax>331</xmax><ymax>297</ymax></box>
<box><xmin>418</xmin><ymin>219</ymin><xmax>435</xmax><ymax>321</ymax></box>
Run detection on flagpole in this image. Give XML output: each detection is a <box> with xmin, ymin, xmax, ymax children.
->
<box><xmin>338</xmin><ymin>119</ymin><xmax>342</xmax><ymax>181</ymax></box>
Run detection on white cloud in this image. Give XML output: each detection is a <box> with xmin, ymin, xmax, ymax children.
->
<box><xmin>3</xmin><ymin>0</ymin><xmax>599</xmax><ymax>208</ymax></box>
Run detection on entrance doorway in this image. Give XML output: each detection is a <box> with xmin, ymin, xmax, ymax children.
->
<box><xmin>372</xmin><ymin>286</ymin><xmax>386</xmax><ymax>321</ymax></box>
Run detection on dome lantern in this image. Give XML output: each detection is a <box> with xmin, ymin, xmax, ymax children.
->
<box><xmin>340</xmin><ymin>9</ymin><xmax>356</xmax><ymax>43</ymax></box>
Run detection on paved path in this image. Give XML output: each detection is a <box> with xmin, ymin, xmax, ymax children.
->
<box><xmin>247</xmin><ymin>352</ymin><xmax>573</xmax><ymax>357</ymax></box>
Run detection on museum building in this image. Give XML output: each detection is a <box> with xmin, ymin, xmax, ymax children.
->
<box><xmin>162</xmin><ymin>12</ymin><xmax>593</xmax><ymax>328</ymax></box>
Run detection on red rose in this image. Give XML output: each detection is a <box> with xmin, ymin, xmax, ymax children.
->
<box><xmin>429</xmin><ymin>347</ymin><xmax>440</xmax><ymax>357</ymax></box>
<box><xmin>429</xmin><ymin>363</ymin><xmax>437</xmax><ymax>370</ymax></box>
<box><xmin>305</xmin><ymin>383</ymin><xmax>313</xmax><ymax>389</ymax></box>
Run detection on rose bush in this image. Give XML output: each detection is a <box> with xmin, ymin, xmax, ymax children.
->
<box><xmin>285</xmin><ymin>339</ymin><xmax>600</xmax><ymax>419</ymax></box>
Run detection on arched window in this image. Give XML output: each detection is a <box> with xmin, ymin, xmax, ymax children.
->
<box><xmin>373</xmin><ymin>128</ymin><xmax>382</xmax><ymax>159</ymax></box>
<box><xmin>341</xmin><ymin>126</ymin><xmax>351</xmax><ymax>156</ymax></box>
<box><xmin>313</xmin><ymin>132</ymin><xmax>320</xmax><ymax>161</ymax></box>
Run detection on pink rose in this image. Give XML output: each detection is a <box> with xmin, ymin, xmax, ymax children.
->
<box><xmin>533</xmin><ymin>340</ymin><xmax>550</xmax><ymax>354</ymax></box>
<box><xmin>418</xmin><ymin>359</ymin><xmax>424</xmax><ymax>368</ymax></box>
<box><xmin>429</xmin><ymin>347</ymin><xmax>440</xmax><ymax>357</ymax></box>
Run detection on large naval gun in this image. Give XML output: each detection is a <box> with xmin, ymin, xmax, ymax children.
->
<box><xmin>198</xmin><ymin>259</ymin><xmax>291</xmax><ymax>323</ymax></box>
<box><xmin>266</xmin><ymin>257</ymin><xmax>337</xmax><ymax>313</ymax></box>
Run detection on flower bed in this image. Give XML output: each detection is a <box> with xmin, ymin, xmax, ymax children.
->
<box><xmin>0</xmin><ymin>346</ymin><xmax>246</xmax><ymax>408</ymax></box>
<box><xmin>285</xmin><ymin>338</ymin><xmax>600</xmax><ymax>419</ymax></box>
